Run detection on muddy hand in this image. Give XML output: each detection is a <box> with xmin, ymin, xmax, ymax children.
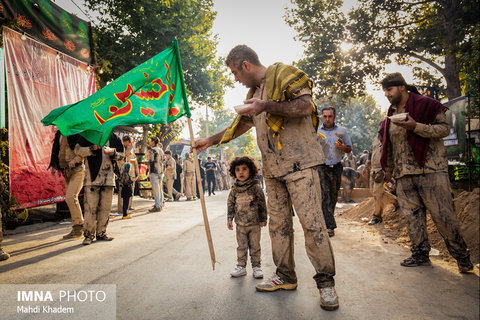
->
<box><xmin>239</xmin><ymin>98</ymin><xmax>266</xmax><ymax>117</ymax></box>
<box><xmin>192</xmin><ymin>138</ymin><xmax>212</xmax><ymax>152</ymax></box>
<box><xmin>393</xmin><ymin>114</ymin><xmax>416</xmax><ymax>130</ymax></box>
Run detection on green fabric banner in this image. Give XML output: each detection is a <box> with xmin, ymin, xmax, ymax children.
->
<box><xmin>42</xmin><ymin>39</ymin><xmax>191</xmax><ymax>146</ymax></box>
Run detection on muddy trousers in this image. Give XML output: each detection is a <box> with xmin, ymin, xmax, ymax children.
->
<box><xmin>265</xmin><ymin>166</ymin><xmax>335</xmax><ymax>289</ymax></box>
<box><xmin>318</xmin><ymin>163</ymin><xmax>343</xmax><ymax>230</ymax></box>
<box><xmin>83</xmin><ymin>186</ymin><xmax>114</xmax><ymax>240</ymax></box>
<box><xmin>236</xmin><ymin>225</ymin><xmax>261</xmax><ymax>268</ymax></box>
<box><xmin>64</xmin><ymin>167</ymin><xmax>85</xmax><ymax>226</ymax></box>
<box><xmin>370</xmin><ymin>170</ymin><xmax>385</xmax><ymax>220</ymax></box>
<box><xmin>396</xmin><ymin>173</ymin><xmax>470</xmax><ymax>260</ymax></box>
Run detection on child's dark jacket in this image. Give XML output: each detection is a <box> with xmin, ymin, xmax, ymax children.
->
<box><xmin>227</xmin><ymin>178</ymin><xmax>267</xmax><ymax>226</ymax></box>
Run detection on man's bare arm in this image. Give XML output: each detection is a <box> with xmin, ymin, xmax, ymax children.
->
<box><xmin>240</xmin><ymin>95</ymin><xmax>312</xmax><ymax>118</ymax></box>
<box><xmin>192</xmin><ymin>120</ymin><xmax>253</xmax><ymax>152</ymax></box>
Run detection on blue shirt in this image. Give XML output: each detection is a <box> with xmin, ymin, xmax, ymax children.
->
<box><xmin>318</xmin><ymin>124</ymin><xmax>352</xmax><ymax>165</ymax></box>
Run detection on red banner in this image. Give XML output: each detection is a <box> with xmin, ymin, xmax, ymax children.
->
<box><xmin>4</xmin><ymin>28</ymin><xmax>96</xmax><ymax>208</ymax></box>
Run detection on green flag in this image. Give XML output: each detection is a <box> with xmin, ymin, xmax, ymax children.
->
<box><xmin>42</xmin><ymin>39</ymin><xmax>191</xmax><ymax>146</ymax></box>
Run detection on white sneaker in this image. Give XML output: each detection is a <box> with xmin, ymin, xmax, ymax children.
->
<box><xmin>252</xmin><ymin>267</ymin><xmax>263</xmax><ymax>279</ymax></box>
<box><xmin>319</xmin><ymin>286</ymin><xmax>339</xmax><ymax>311</ymax></box>
<box><xmin>230</xmin><ymin>266</ymin><xmax>247</xmax><ymax>277</ymax></box>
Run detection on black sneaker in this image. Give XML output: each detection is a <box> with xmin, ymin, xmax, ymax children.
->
<box><xmin>400</xmin><ymin>255</ymin><xmax>431</xmax><ymax>267</ymax></box>
<box><xmin>368</xmin><ymin>217</ymin><xmax>382</xmax><ymax>225</ymax></box>
<box><xmin>327</xmin><ymin>229</ymin><xmax>335</xmax><ymax>237</ymax></box>
<box><xmin>457</xmin><ymin>257</ymin><xmax>474</xmax><ymax>273</ymax></box>
<box><xmin>96</xmin><ymin>235</ymin><xmax>114</xmax><ymax>241</ymax></box>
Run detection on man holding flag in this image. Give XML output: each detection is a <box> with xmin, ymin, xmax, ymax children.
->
<box><xmin>75</xmin><ymin>135</ymin><xmax>124</xmax><ymax>245</ymax></box>
<box><xmin>43</xmin><ymin>39</ymin><xmax>216</xmax><ymax>266</ymax></box>
<box><xmin>193</xmin><ymin>45</ymin><xmax>338</xmax><ymax>311</ymax></box>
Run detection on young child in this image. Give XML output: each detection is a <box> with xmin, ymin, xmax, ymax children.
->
<box><xmin>119</xmin><ymin>162</ymin><xmax>133</xmax><ymax>219</ymax></box>
<box><xmin>227</xmin><ymin>155</ymin><xmax>267</xmax><ymax>279</ymax></box>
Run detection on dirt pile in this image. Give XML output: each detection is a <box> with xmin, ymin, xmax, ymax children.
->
<box><xmin>341</xmin><ymin>189</ymin><xmax>479</xmax><ymax>264</ymax></box>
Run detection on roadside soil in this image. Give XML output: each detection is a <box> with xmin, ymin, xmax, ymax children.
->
<box><xmin>340</xmin><ymin>188</ymin><xmax>480</xmax><ymax>265</ymax></box>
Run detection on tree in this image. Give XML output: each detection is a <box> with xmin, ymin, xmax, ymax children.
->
<box><xmin>83</xmin><ymin>0</ymin><xmax>230</xmax><ymax>109</ymax></box>
<box><xmin>460</xmin><ymin>23</ymin><xmax>480</xmax><ymax>117</ymax></box>
<box><xmin>286</xmin><ymin>0</ymin><xmax>480</xmax><ymax>100</ymax></box>
<box><xmin>318</xmin><ymin>95</ymin><xmax>385</xmax><ymax>155</ymax></box>
<box><xmin>195</xmin><ymin>109</ymin><xmax>260</xmax><ymax>160</ymax></box>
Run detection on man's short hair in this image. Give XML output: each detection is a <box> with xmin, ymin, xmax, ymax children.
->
<box><xmin>207</xmin><ymin>156</ymin><xmax>212</xmax><ymax>160</ymax></box>
<box><xmin>225</xmin><ymin>45</ymin><xmax>261</xmax><ymax>70</ymax></box>
<box><xmin>151</xmin><ymin>137</ymin><xmax>159</xmax><ymax>145</ymax></box>
<box><xmin>122</xmin><ymin>135</ymin><xmax>132</xmax><ymax>142</ymax></box>
<box><xmin>165</xmin><ymin>150</ymin><xmax>171</xmax><ymax>155</ymax></box>
<box><xmin>321</xmin><ymin>106</ymin><xmax>336</xmax><ymax>115</ymax></box>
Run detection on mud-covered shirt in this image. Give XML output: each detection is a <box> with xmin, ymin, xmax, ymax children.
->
<box><xmin>387</xmin><ymin>108</ymin><xmax>449</xmax><ymax>179</ymax></box>
<box><xmin>227</xmin><ymin>179</ymin><xmax>267</xmax><ymax>227</ymax></box>
<box><xmin>240</xmin><ymin>81</ymin><xmax>325</xmax><ymax>178</ymax></box>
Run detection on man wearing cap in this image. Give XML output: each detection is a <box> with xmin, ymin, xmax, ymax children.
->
<box><xmin>380</xmin><ymin>72</ymin><xmax>473</xmax><ymax>273</ymax></box>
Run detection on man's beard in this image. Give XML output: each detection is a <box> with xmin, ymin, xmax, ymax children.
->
<box><xmin>390</xmin><ymin>91</ymin><xmax>402</xmax><ymax>105</ymax></box>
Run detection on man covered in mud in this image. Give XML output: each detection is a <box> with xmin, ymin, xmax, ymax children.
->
<box><xmin>75</xmin><ymin>134</ymin><xmax>124</xmax><ymax>245</ymax></box>
<box><xmin>380</xmin><ymin>72</ymin><xmax>473</xmax><ymax>272</ymax></box>
<box><xmin>192</xmin><ymin>45</ymin><xmax>338</xmax><ymax>311</ymax></box>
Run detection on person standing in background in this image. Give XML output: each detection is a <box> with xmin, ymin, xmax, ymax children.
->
<box><xmin>164</xmin><ymin>150</ymin><xmax>177</xmax><ymax>202</ymax></box>
<box><xmin>318</xmin><ymin>107</ymin><xmax>353</xmax><ymax>237</ymax></box>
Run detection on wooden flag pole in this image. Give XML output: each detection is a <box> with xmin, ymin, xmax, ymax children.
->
<box><xmin>187</xmin><ymin>117</ymin><xmax>216</xmax><ymax>270</ymax></box>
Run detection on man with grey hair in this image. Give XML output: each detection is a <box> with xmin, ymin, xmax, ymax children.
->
<box><xmin>193</xmin><ymin>45</ymin><xmax>338</xmax><ymax>311</ymax></box>
<box><xmin>380</xmin><ymin>72</ymin><xmax>473</xmax><ymax>273</ymax></box>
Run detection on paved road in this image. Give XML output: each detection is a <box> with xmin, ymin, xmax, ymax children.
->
<box><xmin>1</xmin><ymin>191</ymin><xmax>478</xmax><ymax>319</ymax></box>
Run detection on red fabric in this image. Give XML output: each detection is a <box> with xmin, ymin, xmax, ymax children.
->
<box><xmin>380</xmin><ymin>93</ymin><xmax>447</xmax><ymax>171</ymax></box>
<box><xmin>4</xmin><ymin>28</ymin><xmax>96</xmax><ymax>208</ymax></box>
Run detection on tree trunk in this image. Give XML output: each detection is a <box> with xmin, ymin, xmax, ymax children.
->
<box><xmin>444</xmin><ymin>54</ymin><xmax>462</xmax><ymax>100</ymax></box>
<box><xmin>442</xmin><ymin>0</ymin><xmax>462</xmax><ymax>100</ymax></box>
<box><xmin>140</xmin><ymin>124</ymin><xmax>149</xmax><ymax>154</ymax></box>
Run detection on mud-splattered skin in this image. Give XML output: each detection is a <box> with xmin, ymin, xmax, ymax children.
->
<box><xmin>387</xmin><ymin>107</ymin><xmax>470</xmax><ymax>261</ymax></box>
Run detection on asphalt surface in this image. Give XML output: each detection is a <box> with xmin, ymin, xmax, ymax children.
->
<box><xmin>0</xmin><ymin>191</ymin><xmax>478</xmax><ymax>320</ymax></box>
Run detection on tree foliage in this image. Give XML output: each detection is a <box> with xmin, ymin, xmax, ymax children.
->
<box><xmin>83</xmin><ymin>0</ymin><xmax>231</xmax><ymax>109</ymax></box>
<box><xmin>460</xmin><ymin>23</ymin><xmax>480</xmax><ymax>117</ymax></box>
<box><xmin>286</xmin><ymin>0</ymin><xmax>480</xmax><ymax>100</ymax></box>
<box><xmin>195</xmin><ymin>109</ymin><xmax>260</xmax><ymax>161</ymax></box>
